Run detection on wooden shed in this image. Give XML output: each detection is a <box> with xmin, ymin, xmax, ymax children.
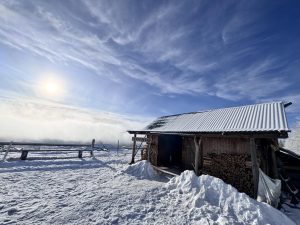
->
<box><xmin>128</xmin><ymin>102</ymin><xmax>291</xmax><ymax>198</ymax></box>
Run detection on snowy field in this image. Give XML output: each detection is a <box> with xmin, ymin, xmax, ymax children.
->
<box><xmin>0</xmin><ymin>149</ymin><xmax>299</xmax><ymax>225</ymax></box>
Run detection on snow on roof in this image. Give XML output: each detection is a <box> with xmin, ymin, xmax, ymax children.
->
<box><xmin>131</xmin><ymin>102</ymin><xmax>290</xmax><ymax>133</ymax></box>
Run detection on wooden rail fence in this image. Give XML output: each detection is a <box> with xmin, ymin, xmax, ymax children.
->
<box><xmin>0</xmin><ymin>139</ymin><xmax>108</xmax><ymax>161</ymax></box>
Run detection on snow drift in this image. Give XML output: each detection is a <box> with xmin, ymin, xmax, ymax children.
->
<box><xmin>165</xmin><ymin>170</ymin><xmax>295</xmax><ymax>225</ymax></box>
<box><xmin>1</xmin><ymin>152</ymin><xmax>298</xmax><ymax>225</ymax></box>
<box><xmin>123</xmin><ymin>160</ymin><xmax>159</xmax><ymax>179</ymax></box>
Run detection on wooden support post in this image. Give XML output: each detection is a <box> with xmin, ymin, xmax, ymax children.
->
<box><xmin>250</xmin><ymin>138</ymin><xmax>259</xmax><ymax>198</ymax></box>
<box><xmin>78</xmin><ymin>150</ymin><xmax>83</xmax><ymax>158</ymax></box>
<box><xmin>90</xmin><ymin>139</ymin><xmax>95</xmax><ymax>157</ymax></box>
<box><xmin>194</xmin><ymin>136</ymin><xmax>202</xmax><ymax>176</ymax></box>
<box><xmin>270</xmin><ymin>145</ymin><xmax>279</xmax><ymax>179</ymax></box>
<box><xmin>2</xmin><ymin>142</ymin><xmax>12</xmax><ymax>161</ymax></box>
<box><xmin>200</xmin><ymin>138</ymin><xmax>203</xmax><ymax>170</ymax></box>
<box><xmin>20</xmin><ymin>150</ymin><xmax>28</xmax><ymax>160</ymax></box>
<box><xmin>130</xmin><ymin>133</ymin><xmax>137</xmax><ymax>164</ymax></box>
<box><xmin>147</xmin><ymin>136</ymin><xmax>151</xmax><ymax>162</ymax></box>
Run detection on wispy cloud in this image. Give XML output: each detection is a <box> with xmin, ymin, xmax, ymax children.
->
<box><xmin>0</xmin><ymin>0</ymin><xmax>217</xmax><ymax>96</ymax></box>
<box><xmin>213</xmin><ymin>58</ymin><xmax>291</xmax><ymax>101</ymax></box>
<box><xmin>0</xmin><ymin>0</ymin><xmax>298</xmax><ymax>104</ymax></box>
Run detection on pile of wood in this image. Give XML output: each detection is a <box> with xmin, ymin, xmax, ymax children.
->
<box><xmin>202</xmin><ymin>153</ymin><xmax>254</xmax><ymax>197</ymax></box>
<box><xmin>141</xmin><ymin>148</ymin><xmax>147</xmax><ymax>160</ymax></box>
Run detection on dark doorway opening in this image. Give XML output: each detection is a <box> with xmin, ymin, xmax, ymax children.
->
<box><xmin>157</xmin><ymin>134</ymin><xmax>182</xmax><ymax>168</ymax></box>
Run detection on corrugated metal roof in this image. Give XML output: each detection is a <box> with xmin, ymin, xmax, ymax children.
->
<box><xmin>137</xmin><ymin>102</ymin><xmax>290</xmax><ymax>133</ymax></box>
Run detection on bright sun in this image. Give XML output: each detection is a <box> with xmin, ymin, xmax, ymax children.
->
<box><xmin>38</xmin><ymin>76</ymin><xmax>64</xmax><ymax>98</ymax></box>
<box><xmin>45</xmin><ymin>81</ymin><xmax>59</xmax><ymax>95</ymax></box>
<box><xmin>46</xmin><ymin>81</ymin><xmax>59</xmax><ymax>94</ymax></box>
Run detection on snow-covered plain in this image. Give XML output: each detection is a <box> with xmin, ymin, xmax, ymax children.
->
<box><xmin>0</xmin><ymin>149</ymin><xmax>298</xmax><ymax>225</ymax></box>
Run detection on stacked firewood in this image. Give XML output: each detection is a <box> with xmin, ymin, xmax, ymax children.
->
<box><xmin>141</xmin><ymin>148</ymin><xmax>147</xmax><ymax>160</ymax></box>
<box><xmin>203</xmin><ymin>153</ymin><xmax>254</xmax><ymax>197</ymax></box>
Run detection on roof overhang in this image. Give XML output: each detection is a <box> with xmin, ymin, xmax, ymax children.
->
<box><xmin>127</xmin><ymin>130</ymin><xmax>289</xmax><ymax>138</ymax></box>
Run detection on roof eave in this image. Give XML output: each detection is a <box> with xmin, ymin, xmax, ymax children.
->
<box><xmin>127</xmin><ymin>130</ymin><xmax>289</xmax><ymax>138</ymax></box>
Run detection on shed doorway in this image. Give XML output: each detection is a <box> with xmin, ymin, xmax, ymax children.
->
<box><xmin>157</xmin><ymin>134</ymin><xmax>182</xmax><ymax>168</ymax></box>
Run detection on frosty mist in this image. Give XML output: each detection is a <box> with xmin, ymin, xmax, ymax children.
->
<box><xmin>0</xmin><ymin>98</ymin><xmax>151</xmax><ymax>144</ymax></box>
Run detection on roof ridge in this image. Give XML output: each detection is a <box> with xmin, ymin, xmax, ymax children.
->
<box><xmin>202</xmin><ymin>101</ymin><xmax>284</xmax><ymax>112</ymax></box>
<box><xmin>159</xmin><ymin>101</ymin><xmax>284</xmax><ymax>119</ymax></box>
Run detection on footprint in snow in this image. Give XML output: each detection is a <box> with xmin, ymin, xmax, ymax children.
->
<box><xmin>7</xmin><ymin>208</ymin><xmax>18</xmax><ymax>216</ymax></box>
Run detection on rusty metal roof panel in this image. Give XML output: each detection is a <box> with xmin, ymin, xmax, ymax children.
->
<box><xmin>143</xmin><ymin>102</ymin><xmax>289</xmax><ymax>133</ymax></box>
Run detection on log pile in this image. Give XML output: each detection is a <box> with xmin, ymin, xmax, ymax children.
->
<box><xmin>141</xmin><ymin>148</ymin><xmax>147</xmax><ymax>160</ymax></box>
<box><xmin>202</xmin><ymin>153</ymin><xmax>254</xmax><ymax>197</ymax></box>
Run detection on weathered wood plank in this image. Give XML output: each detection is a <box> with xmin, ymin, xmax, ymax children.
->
<box><xmin>132</xmin><ymin>137</ymin><xmax>148</xmax><ymax>142</ymax></box>
<box><xmin>250</xmin><ymin>138</ymin><xmax>259</xmax><ymax>198</ymax></box>
<box><xmin>0</xmin><ymin>141</ymin><xmax>90</xmax><ymax>147</ymax></box>
<box><xmin>0</xmin><ymin>149</ymin><xmax>95</xmax><ymax>152</ymax></box>
<box><xmin>153</xmin><ymin>166</ymin><xmax>180</xmax><ymax>177</ymax></box>
<box><xmin>194</xmin><ymin>136</ymin><xmax>202</xmax><ymax>176</ymax></box>
<box><xmin>130</xmin><ymin>133</ymin><xmax>137</xmax><ymax>164</ymax></box>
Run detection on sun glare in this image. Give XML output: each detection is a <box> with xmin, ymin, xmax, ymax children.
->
<box><xmin>38</xmin><ymin>75</ymin><xmax>64</xmax><ymax>99</ymax></box>
<box><xmin>46</xmin><ymin>81</ymin><xmax>58</xmax><ymax>94</ymax></box>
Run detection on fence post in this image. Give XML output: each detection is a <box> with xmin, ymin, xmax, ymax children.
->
<box><xmin>20</xmin><ymin>150</ymin><xmax>29</xmax><ymax>160</ymax></box>
<box><xmin>117</xmin><ymin>140</ymin><xmax>119</xmax><ymax>155</ymax></box>
<box><xmin>90</xmin><ymin>139</ymin><xmax>95</xmax><ymax>157</ymax></box>
<box><xmin>78</xmin><ymin>147</ymin><xmax>83</xmax><ymax>158</ymax></box>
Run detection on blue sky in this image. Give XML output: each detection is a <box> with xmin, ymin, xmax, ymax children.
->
<box><xmin>0</xmin><ymin>0</ymin><xmax>300</xmax><ymax>142</ymax></box>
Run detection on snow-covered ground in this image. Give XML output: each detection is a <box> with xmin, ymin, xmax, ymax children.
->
<box><xmin>0</xmin><ymin>149</ymin><xmax>299</xmax><ymax>224</ymax></box>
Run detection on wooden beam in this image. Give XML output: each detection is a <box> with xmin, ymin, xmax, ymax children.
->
<box><xmin>132</xmin><ymin>137</ymin><xmax>148</xmax><ymax>142</ymax></box>
<box><xmin>250</xmin><ymin>138</ymin><xmax>259</xmax><ymax>198</ymax></box>
<box><xmin>153</xmin><ymin>166</ymin><xmax>180</xmax><ymax>177</ymax></box>
<box><xmin>270</xmin><ymin>143</ymin><xmax>279</xmax><ymax>179</ymax></box>
<box><xmin>2</xmin><ymin>142</ymin><xmax>12</xmax><ymax>161</ymax></box>
<box><xmin>0</xmin><ymin>149</ymin><xmax>99</xmax><ymax>152</ymax></box>
<box><xmin>130</xmin><ymin>133</ymin><xmax>137</xmax><ymax>164</ymax></box>
<box><xmin>271</xmin><ymin>149</ymin><xmax>278</xmax><ymax>179</ymax></box>
<box><xmin>194</xmin><ymin>136</ymin><xmax>202</xmax><ymax>176</ymax></box>
<box><xmin>147</xmin><ymin>135</ymin><xmax>151</xmax><ymax>161</ymax></box>
<box><xmin>0</xmin><ymin>141</ymin><xmax>91</xmax><ymax>147</ymax></box>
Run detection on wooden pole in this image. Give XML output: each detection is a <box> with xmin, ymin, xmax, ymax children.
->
<box><xmin>147</xmin><ymin>136</ymin><xmax>151</xmax><ymax>162</ymax></box>
<box><xmin>130</xmin><ymin>133</ymin><xmax>137</xmax><ymax>164</ymax></box>
<box><xmin>117</xmin><ymin>140</ymin><xmax>119</xmax><ymax>156</ymax></box>
<box><xmin>250</xmin><ymin>138</ymin><xmax>259</xmax><ymax>198</ymax></box>
<box><xmin>194</xmin><ymin>136</ymin><xmax>202</xmax><ymax>176</ymax></box>
<box><xmin>20</xmin><ymin>150</ymin><xmax>28</xmax><ymax>160</ymax></box>
<box><xmin>270</xmin><ymin>143</ymin><xmax>279</xmax><ymax>179</ymax></box>
<box><xmin>200</xmin><ymin>138</ymin><xmax>203</xmax><ymax>171</ymax></box>
<box><xmin>90</xmin><ymin>139</ymin><xmax>95</xmax><ymax>157</ymax></box>
<box><xmin>271</xmin><ymin>149</ymin><xmax>278</xmax><ymax>179</ymax></box>
<box><xmin>78</xmin><ymin>150</ymin><xmax>83</xmax><ymax>158</ymax></box>
<box><xmin>2</xmin><ymin>142</ymin><xmax>12</xmax><ymax>161</ymax></box>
